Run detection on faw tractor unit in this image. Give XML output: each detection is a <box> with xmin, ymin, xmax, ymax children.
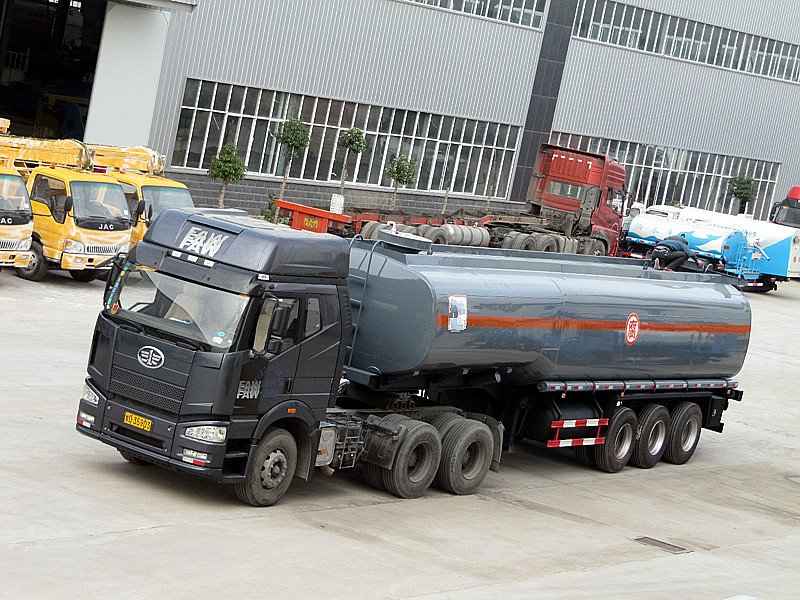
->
<box><xmin>76</xmin><ymin>209</ymin><xmax>749</xmax><ymax>506</ymax></box>
<box><xmin>275</xmin><ymin>144</ymin><xmax>627</xmax><ymax>257</ymax></box>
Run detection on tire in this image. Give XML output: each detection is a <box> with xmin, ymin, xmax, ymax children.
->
<box><xmin>437</xmin><ymin>419</ymin><xmax>493</xmax><ymax>495</ymax></box>
<box><xmin>512</xmin><ymin>234</ymin><xmax>537</xmax><ymax>250</ymax></box>
<box><xmin>534</xmin><ymin>234</ymin><xmax>559</xmax><ymax>252</ymax></box>
<box><xmin>429</xmin><ymin>227</ymin><xmax>449</xmax><ymax>244</ymax></box>
<box><xmin>663</xmin><ymin>402</ymin><xmax>703</xmax><ymax>465</ymax></box>
<box><xmin>382</xmin><ymin>420</ymin><xmax>442</xmax><ymax>499</ymax></box>
<box><xmin>594</xmin><ymin>407</ymin><xmax>637</xmax><ymax>473</ymax></box>
<box><xmin>119</xmin><ymin>450</ymin><xmax>152</xmax><ymax>466</ymax></box>
<box><xmin>417</xmin><ymin>224</ymin><xmax>435</xmax><ymax>239</ymax></box>
<box><xmin>15</xmin><ymin>241</ymin><xmax>47</xmax><ymax>281</ymax></box>
<box><xmin>69</xmin><ymin>269</ymin><xmax>100</xmax><ymax>282</ymax></box>
<box><xmin>574</xmin><ymin>445</ymin><xmax>596</xmax><ymax>468</ymax></box>
<box><xmin>630</xmin><ymin>404</ymin><xmax>670</xmax><ymax>469</ymax></box>
<box><xmin>501</xmin><ymin>232</ymin><xmax>521</xmax><ymax>249</ymax></box>
<box><xmin>589</xmin><ymin>239</ymin><xmax>607</xmax><ymax>256</ymax></box>
<box><xmin>362</xmin><ymin>462</ymin><xmax>387</xmax><ymax>491</ymax></box>
<box><xmin>427</xmin><ymin>412</ymin><xmax>464</xmax><ymax>441</ymax></box>
<box><xmin>234</xmin><ymin>427</ymin><xmax>298</xmax><ymax>507</ymax></box>
<box><xmin>359</xmin><ymin>221</ymin><xmax>381</xmax><ymax>239</ymax></box>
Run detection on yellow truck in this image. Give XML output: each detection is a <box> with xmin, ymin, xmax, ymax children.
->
<box><xmin>90</xmin><ymin>145</ymin><xmax>193</xmax><ymax>247</ymax></box>
<box><xmin>0</xmin><ymin>136</ymin><xmax>131</xmax><ymax>282</ymax></box>
<box><xmin>0</xmin><ymin>164</ymin><xmax>33</xmax><ymax>270</ymax></box>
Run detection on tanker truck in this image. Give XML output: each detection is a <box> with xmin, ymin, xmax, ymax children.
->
<box><xmin>76</xmin><ymin>209</ymin><xmax>749</xmax><ymax>506</ymax></box>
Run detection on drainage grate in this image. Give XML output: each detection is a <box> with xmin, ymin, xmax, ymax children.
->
<box><xmin>633</xmin><ymin>536</ymin><xmax>691</xmax><ymax>554</ymax></box>
<box><xmin>787</xmin><ymin>476</ymin><xmax>800</xmax><ymax>485</ymax></box>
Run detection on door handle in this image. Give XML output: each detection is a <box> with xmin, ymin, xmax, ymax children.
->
<box><xmin>283</xmin><ymin>379</ymin><xmax>294</xmax><ymax>394</ymax></box>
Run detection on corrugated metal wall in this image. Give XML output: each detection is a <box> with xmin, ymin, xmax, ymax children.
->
<box><xmin>618</xmin><ymin>0</ymin><xmax>800</xmax><ymax>45</ymax></box>
<box><xmin>150</xmin><ymin>0</ymin><xmax>543</xmax><ymax>160</ymax></box>
<box><xmin>554</xmin><ymin>39</ymin><xmax>800</xmax><ymax>215</ymax></box>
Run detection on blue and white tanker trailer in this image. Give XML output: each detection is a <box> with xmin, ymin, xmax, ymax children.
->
<box><xmin>623</xmin><ymin>213</ymin><xmax>762</xmax><ymax>286</ymax></box>
<box><xmin>76</xmin><ymin>210</ymin><xmax>750</xmax><ymax>506</ymax></box>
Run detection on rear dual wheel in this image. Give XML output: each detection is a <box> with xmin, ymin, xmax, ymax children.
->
<box><xmin>630</xmin><ymin>404</ymin><xmax>670</xmax><ymax>469</ymax></box>
<box><xmin>664</xmin><ymin>402</ymin><xmax>702</xmax><ymax>465</ymax></box>
<box><xmin>380</xmin><ymin>417</ymin><xmax>442</xmax><ymax>499</ymax></box>
<box><xmin>594</xmin><ymin>407</ymin><xmax>637</xmax><ymax>473</ymax></box>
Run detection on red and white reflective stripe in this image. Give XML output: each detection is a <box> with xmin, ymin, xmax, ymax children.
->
<box><xmin>547</xmin><ymin>437</ymin><xmax>606</xmax><ymax>448</ymax></box>
<box><xmin>551</xmin><ymin>418</ymin><xmax>609</xmax><ymax>429</ymax></box>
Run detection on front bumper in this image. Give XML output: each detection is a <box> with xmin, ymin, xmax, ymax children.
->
<box><xmin>61</xmin><ymin>253</ymin><xmax>115</xmax><ymax>270</ymax></box>
<box><xmin>76</xmin><ymin>385</ymin><xmax>244</xmax><ymax>483</ymax></box>
<box><xmin>0</xmin><ymin>250</ymin><xmax>30</xmax><ymax>268</ymax></box>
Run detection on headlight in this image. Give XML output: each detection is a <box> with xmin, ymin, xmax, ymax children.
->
<box><xmin>185</xmin><ymin>425</ymin><xmax>227</xmax><ymax>443</ymax></box>
<box><xmin>64</xmin><ymin>239</ymin><xmax>85</xmax><ymax>253</ymax></box>
<box><xmin>18</xmin><ymin>238</ymin><xmax>32</xmax><ymax>251</ymax></box>
<box><xmin>81</xmin><ymin>383</ymin><xmax>100</xmax><ymax>406</ymax></box>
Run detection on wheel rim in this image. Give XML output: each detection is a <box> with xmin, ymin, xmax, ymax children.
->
<box><xmin>461</xmin><ymin>440</ymin><xmax>487</xmax><ymax>481</ymax></box>
<box><xmin>681</xmin><ymin>417</ymin><xmax>700</xmax><ymax>452</ymax></box>
<box><xmin>647</xmin><ymin>421</ymin><xmax>667</xmax><ymax>455</ymax></box>
<box><xmin>260</xmin><ymin>449</ymin><xmax>288</xmax><ymax>490</ymax></box>
<box><xmin>22</xmin><ymin>248</ymin><xmax>39</xmax><ymax>273</ymax></box>
<box><xmin>614</xmin><ymin>423</ymin><xmax>634</xmax><ymax>460</ymax></box>
<box><xmin>406</xmin><ymin>441</ymin><xmax>435</xmax><ymax>484</ymax></box>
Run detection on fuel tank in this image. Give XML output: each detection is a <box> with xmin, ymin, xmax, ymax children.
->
<box><xmin>626</xmin><ymin>214</ymin><xmax>749</xmax><ymax>264</ymax></box>
<box><xmin>347</xmin><ymin>238</ymin><xmax>751</xmax><ymax>384</ymax></box>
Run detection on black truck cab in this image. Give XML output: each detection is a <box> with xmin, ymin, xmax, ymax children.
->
<box><xmin>77</xmin><ymin>209</ymin><xmax>351</xmax><ymax>502</ymax></box>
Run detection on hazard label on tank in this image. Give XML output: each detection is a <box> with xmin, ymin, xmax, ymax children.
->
<box><xmin>625</xmin><ymin>313</ymin><xmax>640</xmax><ymax>345</ymax></box>
<box><xmin>448</xmin><ymin>295</ymin><xmax>468</xmax><ymax>332</ymax></box>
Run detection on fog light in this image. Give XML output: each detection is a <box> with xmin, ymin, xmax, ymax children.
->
<box><xmin>185</xmin><ymin>425</ymin><xmax>226</xmax><ymax>443</ymax></box>
<box><xmin>81</xmin><ymin>383</ymin><xmax>100</xmax><ymax>406</ymax></box>
<box><xmin>77</xmin><ymin>411</ymin><xmax>95</xmax><ymax>428</ymax></box>
<box><xmin>182</xmin><ymin>448</ymin><xmax>209</xmax><ymax>465</ymax></box>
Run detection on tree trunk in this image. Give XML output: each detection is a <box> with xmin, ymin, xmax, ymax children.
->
<box><xmin>279</xmin><ymin>159</ymin><xmax>291</xmax><ymax>200</ymax></box>
<box><xmin>391</xmin><ymin>183</ymin><xmax>398</xmax><ymax>211</ymax></box>
<box><xmin>217</xmin><ymin>181</ymin><xmax>227</xmax><ymax>209</ymax></box>
<box><xmin>339</xmin><ymin>148</ymin><xmax>350</xmax><ymax>198</ymax></box>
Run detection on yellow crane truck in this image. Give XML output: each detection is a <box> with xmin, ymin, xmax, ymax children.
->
<box><xmin>0</xmin><ymin>163</ymin><xmax>33</xmax><ymax>271</ymax></box>
<box><xmin>0</xmin><ymin>136</ymin><xmax>132</xmax><ymax>282</ymax></box>
<box><xmin>90</xmin><ymin>145</ymin><xmax>194</xmax><ymax>247</ymax></box>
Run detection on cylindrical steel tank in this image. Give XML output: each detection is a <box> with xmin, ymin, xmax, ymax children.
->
<box><xmin>347</xmin><ymin>241</ymin><xmax>751</xmax><ymax>383</ymax></box>
<box><xmin>626</xmin><ymin>214</ymin><xmax>749</xmax><ymax>264</ymax></box>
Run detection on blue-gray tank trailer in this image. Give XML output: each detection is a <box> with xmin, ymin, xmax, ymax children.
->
<box><xmin>76</xmin><ymin>209</ymin><xmax>750</xmax><ymax>506</ymax></box>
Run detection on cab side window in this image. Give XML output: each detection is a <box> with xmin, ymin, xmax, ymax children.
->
<box><xmin>304</xmin><ymin>297</ymin><xmax>321</xmax><ymax>338</ymax></box>
<box><xmin>253</xmin><ymin>297</ymin><xmax>300</xmax><ymax>354</ymax></box>
<box><xmin>31</xmin><ymin>176</ymin><xmax>69</xmax><ymax>223</ymax></box>
<box><xmin>608</xmin><ymin>189</ymin><xmax>625</xmax><ymax>214</ymax></box>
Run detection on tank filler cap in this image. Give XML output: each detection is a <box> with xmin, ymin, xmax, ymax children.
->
<box><xmin>377</xmin><ymin>222</ymin><xmax>433</xmax><ymax>254</ymax></box>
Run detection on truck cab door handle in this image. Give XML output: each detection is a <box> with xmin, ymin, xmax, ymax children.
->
<box><xmin>283</xmin><ymin>379</ymin><xmax>294</xmax><ymax>394</ymax></box>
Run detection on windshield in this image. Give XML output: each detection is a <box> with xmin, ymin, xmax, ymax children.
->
<box><xmin>775</xmin><ymin>206</ymin><xmax>800</xmax><ymax>228</ymax></box>
<box><xmin>546</xmin><ymin>180</ymin><xmax>586</xmax><ymax>201</ymax></box>
<box><xmin>71</xmin><ymin>181</ymin><xmax>130</xmax><ymax>220</ymax></box>
<box><xmin>107</xmin><ymin>264</ymin><xmax>249</xmax><ymax>352</ymax></box>
<box><xmin>142</xmin><ymin>186</ymin><xmax>194</xmax><ymax>219</ymax></box>
<box><xmin>0</xmin><ymin>175</ymin><xmax>31</xmax><ymax>214</ymax></box>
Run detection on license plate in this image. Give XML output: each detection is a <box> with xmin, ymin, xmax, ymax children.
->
<box><xmin>124</xmin><ymin>412</ymin><xmax>153</xmax><ymax>432</ymax></box>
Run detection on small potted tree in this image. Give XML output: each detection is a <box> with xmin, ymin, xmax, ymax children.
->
<box><xmin>384</xmin><ymin>154</ymin><xmax>417</xmax><ymax>211</ymax></box>
<box><xmin>208</xmin><ymin>143</ymin><xmax>246</xmax><ymax>209</ymax></box>
<box><xmin>275</xmin><ymin>117</ymin><xmax>310</xmax><ymax>201</ymax></box>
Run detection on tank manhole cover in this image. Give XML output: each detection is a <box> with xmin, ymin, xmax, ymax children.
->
<box><xmin>633</xmin><ymin>537</ymin><xmax>690</xmax><ymax>554</ymax></box>
<box><xmin>787</xmin><ymin>476</ymin><xmax>800</xmax><ymax>485</ymax></box>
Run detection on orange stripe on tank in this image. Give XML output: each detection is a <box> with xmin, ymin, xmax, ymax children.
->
<box><xmin>435</xmin><ymin>314</ymin><xmax>750</xmax><ymax>335</ymax></box>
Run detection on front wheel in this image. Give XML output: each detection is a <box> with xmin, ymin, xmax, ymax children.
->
<box><xmin>69</xmin><ymin>269</ymin><xmax>100</xmax><ymax>282</ymax></box>
<box><xmin>15</xmin><ymin>241</ymin><xmax>47</xmax><ymax>281</ymax></box>
<box><xmin>235</xmin><ymin>427</ymin><xmax>298</xmax><ymax>507</ymax></box>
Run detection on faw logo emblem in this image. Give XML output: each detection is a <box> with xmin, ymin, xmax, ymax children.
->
<box><xmin>137</xmin><ymin>346</ymin><xmax>165</xmax><ymax>369</ymax></box>
<box><xmin>179</xmin><ymin>226</ymin><xmax>230</xmax><ymax>257</ymax></box>
<box><xmin>99</xmin><ymin>223</ymin><xmax>115</xmax><ymax>230</ymax></box>
<box><xmin>625</xmin><ymin>313</ymin><xmax>640</xmax><ymax>345</ymax></box>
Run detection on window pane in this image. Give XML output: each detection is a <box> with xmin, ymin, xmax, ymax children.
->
<box><xmin>171</xmin><ymin>108</ymin><xmax>193</xmax><ymax>166</ymax></box>
<box><xmin>186</xmin><ymin>111</ymin><xmax>210</xmax><ymax>168</ymax></box>
<box><xmin>198</xmin><ymin>81</ymin><xmax>215</xmax><ymax>108</ymax></box>
<box><xmin>182</xmin><ymin>79</ymin><xmax>200</xmax><ymax>107</ymax></box>
<box><xmin>213</xmin><ymin>84</ymin><xmax>231</xmax><ymax>111</ymax></box>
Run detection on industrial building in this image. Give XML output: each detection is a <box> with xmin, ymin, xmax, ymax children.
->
<box><xmin>2</xmin><ymin>0</ymin><xmax>799</xmax><ymax>219</ymax></box>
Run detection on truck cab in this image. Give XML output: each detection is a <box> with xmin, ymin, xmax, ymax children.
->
<box><xmin>19</xmin><ymin>166</ymin><xmax>131</xmax><ymax>281</ymax></box>
<box><xmin>111</xmin><ymin>172</ymin><xmax>193</xmax><ymax>248</ymax></box>
<box><xmin>77</xmin><ymin>210</ymin><xmax>350</xmax><ymax>502</ymax></box>
<box><xmin>527</xmin><ymin>144</ymin><xmax>626</xmax><ymax>255</ymax></box>
<box><xmin>769</xmin><ymin>187</ymin><xmax>800</xmax><ymax>228</ymax></box>
<box><xmin>0</xmin><ymin>165</ymin><xmax>33</xmax><ymax>270</ymax></box>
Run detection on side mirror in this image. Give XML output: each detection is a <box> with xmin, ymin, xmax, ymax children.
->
<box><xmin>269</xmin><ymin>305</ymin><xmax>292</xmax><ymax>338</ymax></box>
<box><xmin>64</xmin><ymin>196</ymin><xmax>74</xmax><ymax>216</ymax></box>
<box><xmin>266</xmin><ymin>339</ymin><xmax>283</xmax><ymax>354</ymax></box>
<box><xmin>134</xmin><ymin>199</ymin><xmax>146</xmax><ymax>226</ymax></box>
<box><xmin>769</xmin><ymin>202</ymin><xmax>780</xmax><ymax>221</ymax></box>
<box><xmin>146</xmin><ymin>203</ymin><xmax>154</xmax><ymax>225</ymax></box>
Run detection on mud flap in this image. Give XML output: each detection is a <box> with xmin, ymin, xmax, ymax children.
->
<box><xmin>466</xmin><ymin>412</ymin><xmax>504</xmax><ymax>472</ymax></box>
<box><xmin>358</xmin><ymin>415</ymin><xmax>407</xmax><ymax>470</ymax></box>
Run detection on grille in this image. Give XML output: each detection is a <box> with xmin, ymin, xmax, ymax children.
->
<box><xmin>85</xmin><ymin>244</ymin><xmax>123</xmax><ymax>255</ymax></box>
<box><xmin>109</xmin><ymin>365</ymin><xmax>184</xmax><ymax>414</ymax></box>
<box><xmin>0</xmin><ymin>239</ymin><xmax>18</xmax><ymax>251</ymax></box>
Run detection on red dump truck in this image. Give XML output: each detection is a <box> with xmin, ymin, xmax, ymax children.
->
<box><xmin>276</xmin><ymin>144</ymin><xmax>628</xmax><ymax>256</ymax></box>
